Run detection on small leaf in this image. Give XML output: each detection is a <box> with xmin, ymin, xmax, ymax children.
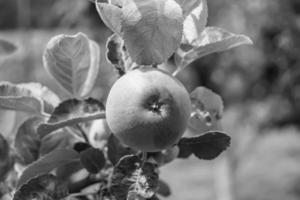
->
<box><xmin>0</xmin><ymin>134</ymin><xmax>11</xmax><ymax>181</ymax></box>
<box><xmin>121</xmin><ymin>0</ymin><xmax>183</xmax><ymax>65</ymax></box>
<box><xmin>178</xmin><ymin>131</ymin><xmax>230</xmax><ymax>160</ymax></box>
<box><xmin>80</xmin><ymin>147</ymin><xmax>106</xmax><ymax>174</ymax></box>
<box><xmin>157</xmin><ymin>179</ymin><xmax>171</xmax><ymax>197</ymax></box>
<box><xmin>0</xmin><ymin>39</ymin><xmax>17</xmax><ymax>56</ymax></box>
<box><xmin>182</xmin><ymin>0</ymin><xmax>208</xmax><ymax>45</ymax></box>
<box><xmin>0</xmin><ymin>82</ymin><xmax>60</xmax><ymax>115</ymax></box>
<box><xmin>13</xmin><ymin>174</ymin><xmax>68</xmax><ymax>200</ymax></box>
<box><xmin>17</xmin><ymin>149</ymin><xmax>80</xmax><ymax>189</ymax></box>
<box><xmin>107</xmin><ymin>135</ymin><xmax>136</xmax><ymax>165</ymax></box>
<box><xmin>43</xmin><ymin>32</ymin><xmax>101</xmax><ymax>98</ymax></box>
<box><xmin>37</xmin><ymin>98</ymin><xmax>105</xmax><ymax>138</ymax></box>
<box><xmin>188</xmin><ymin>87</ymin><xmax>223</xmax><ymax>134</ymax></box>
<box><xmin>96</xmin><ymin>3</ymin><xmax>123</xmax><ymax>35</ymax></box>
<box><xmin>14</xmin><ymin>117</ymin><xmax>43</xmax><ymax>165</ymax></box>
<box><xmin>110</xmin><ymin>155</ymin><xmax>159</xmax><ymax>200</ymax></box>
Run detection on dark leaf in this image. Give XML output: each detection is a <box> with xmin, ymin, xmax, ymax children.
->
<box><xmin>157</xmin><ymin>179</ymin><xmax>171</xmax><ymax>197</ymax></box>
<box><xmin>73</xmin><ymin>142</ymin><xmax>91</xmax><ymax>153</ymax></box>
<box><xmin>0</xmin><ymin>134</ymin><xmax>11</xmax><ymax>181</ymax></box>
<box><xmin>43</xmin><ymin>32</ymin><xmax>101</xmax><ymax>98</ymax></box>
<box><xmin>0</xmin><ymin>39</ymin><xmax>17</xmax><ymax>56</ymax></box>
<box><xmin>37</xmin><ymin>98</ymin><xmax>105</xmax><ymax>138</ymax></box>
<box><xmin>17</xmin><ymin>149</ymin><xmax>80</xmax><ymax>189</ymax></box>
<box><xmin>0</xmin><ymin>82</ymin><xmax>60</xmax><ymax>115</ymax></box>
<box><xmin>107</xmin><ymin>135</ymin><xmax>136</xmax><ymax>165</ymax></box>
<box><xmin>177</xmin><ymin>144</ymin><xmax>192</xmax><ymax>158</ymax></box>
<box><xmin>14</xmin><ymin>117</ymin><xmax>43</xmax><ymax>165</ymax></box>
<box><xmin>13</xmin><ymin>174</ymin><xmax>68</xmax><ymax>200</ymax></box>
<box><xmin>80</xmin><ymin>147</ymin><xmax>106</xmax><ymax>174</ymax></box>
<box><xmin>178</xmin><ymin>132</ymin><xmax>230</xmax><ymax>160</ymax></box>
<box><xmin>111</xmin><ymin>155</ymin><xmax>159</xmax><ymax>200</ymax></box>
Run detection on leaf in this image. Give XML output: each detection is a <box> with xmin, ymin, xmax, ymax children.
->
<box><xmin>157</xmin><ymin>179</ymin><xmax>171</xmax><ymax>197</ymax></box>
<box><xmin>73</xmin><ymin>142</ymin><xmax>91</xmax><ymax>153</ymax></box>
<box><xmin>174</xmin><ymin>0</ymin><xmax>201</xmax><ymax>18</ymax></box>
<box><xmin>80</xmin><ymin>147</ymin><xmax>106</xmax><ymax>174</ymax></box>
<box><xmin>39</xmin><ymin>129</ymin><xmax>78</xmax><ymax>156</ymax></box>
<box><xmin>0</xmin><ymin>134</ymin><xmax>11</xmax><ymax>181</ymax></box>
<box><xmin>0</xmin><ymin>39</ymin><xmax>17</xmax><ymax>56</ymax></box>
<box><xmin>43</xmin><ymin>32</ymin><xmax>101</xmax><ymax>98</ymax></box>
<box><xmin>14</xmin><ymin>117</ymin><xmax>43</xmax><ymax>165</ymax></box>
<box><xmin>0</xmin><ymin>109</ymin><xmax>16</xmax><ymax>137</ymax></box>
<box><xmin>37</xmin><ymin>98</ymin><xmax>105</xmax><ymax>138</ymax></box>
<box><xmin>17</xmin><ymin>149</ymin><xmax>80</xmax><ymax>189</ymax></box>
<box><xmin>121</xmin><ymin>0</ymin><xmax>183</xmax><ymax>65</ymax></box>
<box><xmin>0</xmin><ymin>82</ymin><xmax>60</xmax><ymax>115</ymax></box>
<box><xmin>182</xmin><ymin>0</ymin><xmax>208</xmax><ymax>45</ymax></box>
<box><xmin>188</xmin><ymin>87</ymin><xmax>223</xmax><ymax>134</ymax></box>
<box><xmin>96</xmin><ymin>2</ymin><xmax>123</xmax><ymax>35</ymax></box>
<box><xmin>175</xmin><ymin>27</ymin><xmax>253</xmax><ymax>74</ymax></box>
<box><xmin>110</xmin><ymin>155</ymin><xmax>159</xmax><ymax>200</ymax></box>
<box><xmin>13</xmin><ymin>174</ymin><xmax>68</xmax><ymax>200</ymax></box>
<box><xmin>178</xmin><ymin>131</ymin><xmax>230</xmax><ymax>160</ymax></box>
<box><xmin>107</xmin><ymin>135</ymin><xmax>136</xmax><ymax>165</ymax></box>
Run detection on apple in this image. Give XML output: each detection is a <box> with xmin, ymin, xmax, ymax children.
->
<box><xmin>105</xmin><ymin>67</ymin><xmax>192</xmax><ymax>152</ymax></box>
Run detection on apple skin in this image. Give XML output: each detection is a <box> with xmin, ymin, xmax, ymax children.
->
<box><xmin>105</xmin><ymin>67</ymin><xmax>192</xmax><ymax>152</ymax></box>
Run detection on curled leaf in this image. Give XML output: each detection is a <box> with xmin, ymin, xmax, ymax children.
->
<box><xmin>182</xmin><ymin>0</ymin><xmax>208</xmax><ymax>45</ymax></box>
<box><xmin>121</xmin><ymin>0</ymin><xmax>183</xmax><ymax>65</ymax></box>
<box><xmin>43</xmin><ymin>32</ymin><xmax>100</xmax><ymax>98</ymax></box>
<box><xmin>178</xmin><ymin>131</ymin><xmax>230</xmax><ymax>160</ymax></box>
<box><xmin>188</xmin><ymin>87</ymin><xmax>223</xmax><ymax>134</ymax></box>
<box><xmin>37</xmin><ymin>98</ymin><xmax>105</xmax><ymax>138</ymax></box>
<box><xmin>110</xmin><ymin>155</ymin><xmax>159</xmax><ymax>200</ymax></box>
<box><xmin>0</xmin><ymin>82</ymin><xmax>60</xmax><ymax>115</ymax></box>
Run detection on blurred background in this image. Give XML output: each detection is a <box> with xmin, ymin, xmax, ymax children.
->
<box><xmin>1</xmin><ymin>0</ymin><xmax>300</xmax><ymax>200</ymax></box>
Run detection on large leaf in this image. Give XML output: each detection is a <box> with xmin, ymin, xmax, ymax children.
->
<box><xmin>13</xmin><ymin>174</ymin><xmax>68</xmax><ymax>200</ymax></box>
<box><xmin>17</xmin><ymin>149</ymin><xmax>80</xmax><ymax>189</ymax></box>
<box><xmin>121</xmin><ymin>0</ymin><xmax>183</xmax><ymax>65</ymax></box>
<box><xmin>110</xmin><ymin>155</ymin><xmax>159</xmax><ymax>200</ymax></box>
<box><xmin>14</xmin><ymin>117</ymin><xmax>43</xmax><ymax>165</ymax></box>
<box><xmin>96</xmin><ymin>2</ymin><xmax>123</xmax><ymax>35</ymax></box>
<box><xmin>178</xmin><ymin>131</ymin><xmax>230</xmax><ymax>160</ymax></box>
<box><xmin>37</xmin><ymin>98</ymin><xmax>105</xmax><ymax>138</ymax></box>
<box><xmin>174</xmin><ymin>27</ymin><xmax>253</xmax><ymax>75</ymax></box>
<box><xmin>0</xmin><ymin>39</ymin><xmax>17</xmax><ymax>56</ymax></box>
<box><xmin>0</xmin><ymin>82</ymin><xmax>60</xmax><ymax>115</ymax></box>
<box><xmin>188</xmin><ymin>87</ymin><xmax>223</xmax><ymax>134</ymax></box>
<box><xmin>182</xmin><ymin>0</ymin><xmax>208</xmax><ymax>45</ymax></box>
<box><xmin>43</xmin><ymin>32</ymin><xmax>100</xmax><ymax>98</ymax></box>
